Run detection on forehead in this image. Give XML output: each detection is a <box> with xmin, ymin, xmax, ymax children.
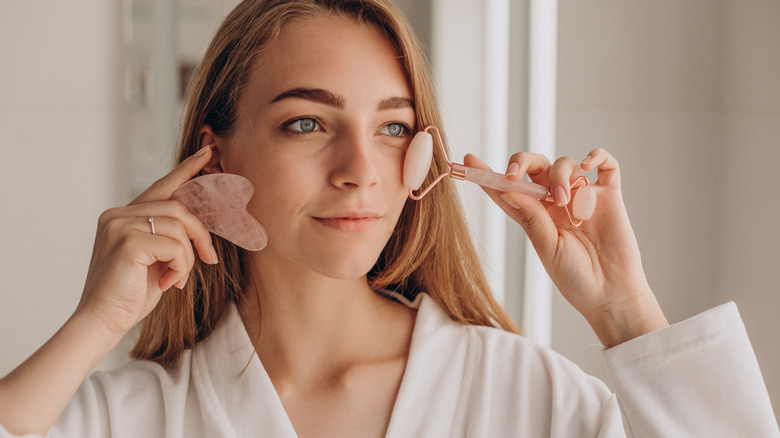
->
<box><xmin>242</xmin><ymin>15</ymin><xmax>411</xmax><ymax>106</ymax></box>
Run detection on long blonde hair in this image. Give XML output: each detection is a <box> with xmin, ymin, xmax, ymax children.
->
<box><xmin>131</xmin><ymin>0</ymin><xmax>518</xmax><ymax>369</ymax></box>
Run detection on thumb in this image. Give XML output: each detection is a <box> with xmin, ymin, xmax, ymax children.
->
<box><xmin>464</xmin><ymin>153</ymin><xmax>558</xmax><ymax>256</ymax></box>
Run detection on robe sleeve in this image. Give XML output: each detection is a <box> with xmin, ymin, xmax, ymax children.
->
<box><xmin>602</xmin><ymin>302</ymin><xmax>780</xmax><ymax>437</ymax></box>
<box><xmin>0</xmin><ymin>424</ymin><xmax>43</xmax><ymax>438</ymax></box>
<box><xmin>0</xmin><ymin>360</ymin><xmax>176</xmax><ymax>438</ymax></box>
<box><xmin>0</xmin><ymin>373</ymin><xmax>116</xmax><ymax>438</ymax></box>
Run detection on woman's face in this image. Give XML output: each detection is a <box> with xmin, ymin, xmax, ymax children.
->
<box><xmin>217</xmin><ymin>15</ymin><xmax>414</xmax><ymax>281</ymax></box>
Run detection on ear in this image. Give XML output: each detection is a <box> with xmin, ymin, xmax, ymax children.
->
<box><xmin>197</xmin><ymin>125</ymin><xmax>224</xmax><ymax>174</ymax></box>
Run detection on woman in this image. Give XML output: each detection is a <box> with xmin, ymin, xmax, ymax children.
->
<box><xmin>0</xmin><ymin>0</ymin><xmax>777</xmax><ymax>436</ymax></box>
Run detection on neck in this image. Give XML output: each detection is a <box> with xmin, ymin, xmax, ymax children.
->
<box><xmin>238</xmin><ymin>255</ymin><xmax>416</xmax><ymax>390</ymax></box>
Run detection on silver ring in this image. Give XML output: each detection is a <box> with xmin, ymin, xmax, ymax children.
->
<box><xmin>148</xmin><ymin>217</ymin><xmax>156</xmax><ymax>235</ymax></box>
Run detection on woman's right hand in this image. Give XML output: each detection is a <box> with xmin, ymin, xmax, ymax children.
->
<box><xmin>76</xmin><ymin>146</ymin><xmax>218</xmax><ymax>337</ymax></box>
<box><xmin>0</xmin><ymin>147</ymin><xmax>219</xmax><ymax>436</ymax></box>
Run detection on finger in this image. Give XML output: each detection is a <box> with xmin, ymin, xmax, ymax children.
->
<box><xmin>105</xmin><ymin>216</ymin><xmax>195</xmax><ymax>275</ymax></box>
<box><xmin>131</xmin><ymin>146</ymin><xmax>213</xmax><ymax>206</ymax></box>
<box><xmin>465</xmin><ymin>154</ymin><xmax>547</xmax><ymax>212</ymax></box>
<box><xmin>548</xmin><ymin>156</ymin><xmax>584</xmax><ymax>207</ymax></box>
<box><xmin>158</xmin><ymin>268</ymin><xmax>182</xmax><ymax>291</ymax></box>
<box><xmin>115</xmin><ymin>228</ymin><xmax>193</xmax><ymax>291</ymax></box>
<box><xmin>463</xmin><ymin>154</ymin><xmax>558</xmax><ymax>254</ymax></box>
<box><xmin>154</xmin><ymin>245</ymin><xmax>191</xmax><ymax>291</ymax></box>
<box><xmin>129</xmin><ymin>216</ymin><xmax>196</xmax><ymax>274</ymax></box>
<box><xmin>123</xmin><ymin>201</ymin><xmax>218</xmax><ymax>265</ymax></box>
<box><xmin>140</xmin><ymin>231</ymin><xmax>193</xmax><ymax>291</ymax></box>
<box><xmin>102</xmin><ymin>200</ymin><xmax>217</xmax><ymax>265</ymax></box>
<box><xmin>504</xmin><ymin>152</ymin><xmax>553</xmax><ymax>186</ymax></box>
<box><xmin>581</xmin><ymin>148</ymin><xmax>621</xmax><ymax>187</ymax></box>
<box><xmin>158</xmin><ymin>254</ymin><xmax>192</xmax><ymax>291</ymax></box>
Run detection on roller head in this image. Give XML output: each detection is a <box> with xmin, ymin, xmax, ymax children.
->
<box><xmin>403</xmin><ymin>131</ymin><xmax>434</xmax><ymax>190</ymax></box>
<box><xmin>571</xmin><ymin>185</ymin><xmax>597</xmax><ymax>220</ymax></box>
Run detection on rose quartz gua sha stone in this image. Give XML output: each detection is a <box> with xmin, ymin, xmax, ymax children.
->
<box><xmin>171</xmin><ymin>174</ymin><xmax>267</xmax><ymax>251</ymax></box>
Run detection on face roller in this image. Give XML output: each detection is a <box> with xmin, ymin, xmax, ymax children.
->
<box><xmin>403</xmin><ymin>126</ymin><xmax>597</xmax><ymax>226</ymax></box>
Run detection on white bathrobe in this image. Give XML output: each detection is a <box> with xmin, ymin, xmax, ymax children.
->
<box><xmin>2</xmin><ymin>293</ymin><xmax>778</xmax><ymax>437</ymax></box>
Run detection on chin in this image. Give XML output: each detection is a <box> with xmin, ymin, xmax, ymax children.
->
<box><xmin>306</xmin><ymin>250</ymin><xmax>382</xmax><ymax>281</ymax></box>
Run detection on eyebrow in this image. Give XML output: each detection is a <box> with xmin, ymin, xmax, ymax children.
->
<box><xmin>271</xmin><ymin>88</ymin><xmax>345</xmax><ymax>109</ymax></box>
<box><xmin>271</xmin><ymin>87</ymin><xmax>415</xmax><ymax>111</ymax></box>
<box><xmin>377</xmin><ymin>96</ymin><xmax>415</xmax><ymax>111</ymax></box>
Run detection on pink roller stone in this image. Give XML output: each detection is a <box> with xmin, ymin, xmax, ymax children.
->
<box><xmin>171</xmin><ymin>174</ymin><xmax>268</xmax><ymax>251</ymax></box>
<box><xmin>403</xmin><ymin>131</ymin><xmax>434</xmax><ymax>190</ymax></box>
<box><xmin>571</xmin><ymin>185</ymin><xmax>597</xmax><ymax>220</ymax></box>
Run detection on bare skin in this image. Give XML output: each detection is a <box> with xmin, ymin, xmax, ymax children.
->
<box><xmin>238</xmin><ymin>284</ymin><xmax>415</xmax><ymax>437</ymax></box>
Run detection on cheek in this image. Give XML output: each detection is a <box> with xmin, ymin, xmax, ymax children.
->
<box><xmin>252</xmin><ymin>167</ymin><xmax>311</xmax><ymax>215</ymax></box>
<box><xmin>378</xmin><ymin>161</ymin><xmax>410</xmax><ymax>226</ymax></box>
<box><xmin>380</xmin><ymin>148</ymin><xmax>406</xmax><ymax>185</ymax></box>
<box><xmin>226</xmin><ymin>152</ymin><xmax>308</xmax><ymax>220</ymax></box>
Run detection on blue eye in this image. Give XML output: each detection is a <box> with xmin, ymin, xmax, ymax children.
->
<box><xmin>287</xmin><ymin>117</ymin><xmax>321</xmax><ymax>133</ymax></box>
<box><xmin>379</xmin><ymin>122</ymin><xmax>410</xmax><ymax>137</ymax></box>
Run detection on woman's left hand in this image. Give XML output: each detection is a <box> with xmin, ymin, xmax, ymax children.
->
<box><xmin>464</xmin><ymin>149</ymin><xmax>668</xmax><ymax>348</ymax></box>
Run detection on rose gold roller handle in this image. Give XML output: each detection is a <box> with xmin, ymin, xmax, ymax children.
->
<box><xmin>450</xmin><ymin>164</ymin><xmax>549</xmax><ymax>200</ymax></box>
<box><xmin>450</xmin><ymin>163</ymin><xmax>595</xmax><ymax>225</ymax></box>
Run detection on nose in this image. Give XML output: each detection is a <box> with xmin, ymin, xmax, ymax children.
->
<box><xmin>328</xmin><ymin>130</ymin><xmax>380</xmax><ymax>189</ymax></box>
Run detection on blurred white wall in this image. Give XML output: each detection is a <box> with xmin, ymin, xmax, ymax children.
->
<box><xmin>0</xmin><ymin>1</ymin><xmax>128</xmax><ymax>372</ymax></box>
<box><xmin>553</xmin><ymin>0</ymin><xmax>780</xmax><ymax>418</ymax></box>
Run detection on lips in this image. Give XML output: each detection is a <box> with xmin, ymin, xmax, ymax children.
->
<box><xmin>313</xmin><ymin>211</ymin><xmax>382</xmax><ymax>232</ymax></box>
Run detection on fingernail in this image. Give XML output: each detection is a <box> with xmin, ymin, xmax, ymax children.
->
<box><xmin>194</xmin><ymin>145</ymin><xmax>211</xmax><ymax>158</ymax></box>
<box><xmin>505</xmin><ymin>162</ymin><xmax>520</xmax><ymax>177</ymax></box>
<box><xmin>209</xmin><ymin>245</ymin><xmax>219</xmax><ymax>264</ymax></box>
<box><xmin>581</xmin><ymin>155</ymin><xmax>592</xmax><ymax>166</ymax></box>
<box><xmin>501</xmin><ymin>193</ymin><xmax>521</xmax><ymax>209</ymax></box>
<box><xmin>554</xmin><ymin>186</ymin><xmax>568</xmax><ymax>206</ymax></box>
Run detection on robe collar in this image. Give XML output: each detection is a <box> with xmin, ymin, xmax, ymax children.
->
<box><xmin>192</xmin><ymin>292</ymin><xmax>470</xmax><ymax>437</ymax></box>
